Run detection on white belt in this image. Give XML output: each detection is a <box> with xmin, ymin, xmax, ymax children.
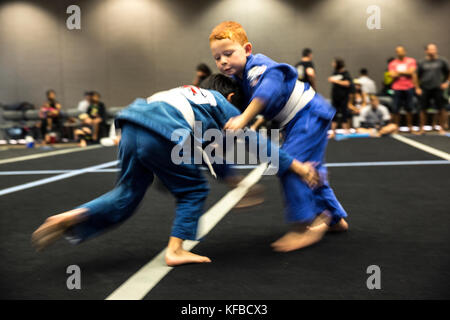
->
<box><xmin>146</xmin><ymin>90</ymin><xmax>217</xmax><ymax>178</ymax></box>
<box><xmin>273</xmin><ymin>80</ymin><xmax>315</xmax><ymax>128</ymax></box>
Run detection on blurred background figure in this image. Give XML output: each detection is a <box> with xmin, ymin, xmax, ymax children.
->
<box><xmin>77</xmin><ymin>91</ymin><xmax>92</xmax><ymax>113</ymax></box>
<box><xmin>388</xmin><ymin>46</ymin><xmax>417</xmax><ymax>133</ymax></box>
<box><xmin>381</xmin><ymin>57</ymin><xmax>395</xmax><ymax>96</ymax></box>
<box><xmin>357</xmin><ymin>95</ymin><xmax>398</xmax><ymax>137</ymax></box>
<box><xmin>328</xmin><ymin>57</ymin><xmax>352</xmax><ymax>138</ymax></box>
<box><xmin>295</xmin><ymin>48</ymin><xmax>316</xmax><ymax>90</ymax></box>
<box><xmin>192</xmin><ymin>63</ymin><xmax>212</xmax><ymax>86</ymax></box>
<box><xmin>38</xmin><ymin>89</ymin><xmax>62</xmax><ymax>144</ymax></box>
<box><xmin>357</xmin><ymin>68</ymin><xmax>377</xmax><ymax>97</ymax></box>
<box><xmin>416</xmin><ymin>43</ymin><xmax>449</xmax><ymax>135</ymax></box>
<box><xmin>348</xmin><ymin>79</ymin><xmax>367</xmax><ymax>128</ymax></box>
<box><xmin>84</xmin><ymin>91</ymin><xmax>106</xmax><ymax>142</ymax></box>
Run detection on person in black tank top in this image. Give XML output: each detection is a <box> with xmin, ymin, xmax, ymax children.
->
<box><xmin>294</xmin><ymin>48</ymin><xmax>317</xmax><ymax>90</ymax></box>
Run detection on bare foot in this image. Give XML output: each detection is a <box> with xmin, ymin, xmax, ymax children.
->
<box><xmin>165</xmin><ymin>249</ymin><xmax>211</xmax><ymax>267</ymax></box>
<box><xmin>439</xmin><ymin>129</ymin><xmax>447</xmax><ymax>136</ymax></box>
<box><xmin>32</xmin><ymin>208</ymin><xmax>87</xmax><ymax>251</ymax></box>
<box><xmin>328</xmin><ymin>218</ymin><xmax>349</xmax><ymax>232</ymax></box>
<box><xmin>309</xmin><ymin>214</ymin><xmax>348</xmax><ymax>233</ymax></box>
<box><xmin>272</xmin><ymin>221</ymin><xmax>329</xmax><ymax>252</ymax></box>
<box><xmin>270</xmin><ymin>227</ymin><xmax>307</xmax><ymax>249</ymax></box>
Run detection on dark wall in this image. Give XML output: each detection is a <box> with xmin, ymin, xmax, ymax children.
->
<box><xmin>1</xmin><ymin>0</ymin><xmax>449</xmax><ymax>108</ymax></box>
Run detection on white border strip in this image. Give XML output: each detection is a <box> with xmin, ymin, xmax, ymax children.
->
<box><xmin>105</xmin><ymin>163</ymin><xmax>268</xmax><ymax>300</ymax></box>
<box><xmin>392</xmin><ymin>134</ymin><xmax>450</xmax><ymax>161</ymax></box>
<box><xmin>0</xmin><ymin>160</ymin><xmax>119</xmax><ymax>197</ymax></box>
<box><xmin>0</xmin><ymin>145</ymin><xmax>104</xmax><ymax>165</ymax></box>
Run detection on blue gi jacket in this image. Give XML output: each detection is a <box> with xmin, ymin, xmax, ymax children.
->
<box><xmin>115</xmin><ymin>86</ymin><xmax>294</xmax><ymax>176</ymax></box>
<box><xmin>233</xmin><ymin>54</ymin><xmax>303</xmax><ymax>120</ymax></box>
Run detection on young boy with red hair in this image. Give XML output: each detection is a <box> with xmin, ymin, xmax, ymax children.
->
<box><xmin>209</xmin><ymin>21</ymin><xmax>348</xmax><ymax>252</ymax></box>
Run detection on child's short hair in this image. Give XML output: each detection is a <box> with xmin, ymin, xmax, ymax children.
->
<box><xmin>209</xmin><ymin>21</ymin><xmax>248</xmax><ymax>46</ymax></box>
<box><xmin>200</xmin><ymin>74</ymin><xmax>245</xmax><ymax>112</ymax></box>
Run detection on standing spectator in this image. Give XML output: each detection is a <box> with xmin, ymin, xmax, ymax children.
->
<box><xmin>192</xmin><ymin>63</ymin><xmax>212</xmax><ymax>86</ymax></box>
<box><xmin>357</xmin><ymin>95</ymin><xmax>398</xmax><ymax>137</ymax></box>
<box><xmin>357</xmin><ymin>68</ymin><xmax>377</xmax><ymax>96</ymax></box>
<box><xmin>84</xmin><ymin>91</ymin><xmax>106</xmax><ymax>142</ymax></box>
<box><xmin>416</xmin><ymin>43</ymin><xmax>450</xmax><ymax>135</ymax></box>
<box><xmin>77</xmin><ymin>91</ymin><xmax>91</xmax><ymax>113</ymax></box>
<box><xmin>388</xmin><ymin>46</ymin><xmax>417</xmax><ymax>133</ymax></box>
<box><xmin>295</xmin><ymin>48</ymin><xmax>317</xmax><ymax>90</ymax></box>
<box><xmin>328</xmin><ymin>57</ymin><xmax>352</xmax><ymax>137</ymax></box>
<box><xmin>38</xmin><ymin>89</ymin><xmax>62</xmax><ymax>143</ymax></box>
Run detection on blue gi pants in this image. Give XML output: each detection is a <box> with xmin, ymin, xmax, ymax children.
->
<box><xmin>280</xmin><ymin>94</ymin><xmax>347</xmax><ymax>226</ymax></box>
<box><xmin>67</xmin><ymin>123</ymin><xmax>211</xmax><ymax>243</ymax></box>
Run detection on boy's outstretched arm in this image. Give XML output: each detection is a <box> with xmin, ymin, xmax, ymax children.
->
<box><xmin>240</xmin><ymin>129</ymin><xmax>320</xmax><ymax>188</ymax></box>
<box><xmin>225</xmin><ymin>67</ymin><xmax>286</xmax><ymax>131</ymax></box>
<box><xmin>224</xmin><ymin>97</ymin><xmax>266</xmax><ymax>130</ymax></box>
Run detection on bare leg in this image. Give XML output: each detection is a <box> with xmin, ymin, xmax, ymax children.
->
<box><xmin>92</xmin><ymin>119</ymin><xmax>101</xmax><ymax>141</ymax></box>
<box><xmin>439</xmin><ymin>109</ymin><xmax>448</xmax><ymax>134</ymax></box>
<box><xmin>356</xmin><ymin>127</ymin><xmax>378</xmax><ymax>137</ymax></box>
<box><xmin>378</xmin><ymin>123</ymin><xmax>398</xmax><ymax>136</ymax></box>
<box><xmin>406</xmin><ymin>112</ymin><xmax>417</xmax><ymax>134</ymax></box>
<box><xmin>432</xmin><ymin>113</ymin><xmax>438</xmax><ymax>130</ymax></box>
<box><xmin>328</xmin><ymin>122</ymin><xmax>337</xmax><ymax>139</ymax></box>
<box><xmin>165</xmin><ymin>237</ymin><xmax>211</xmax><ymax>267</ymax></box>
<box><xmin>392</xmin><ymin>114</ymin><xmax>400</xmax><ymax>131</ymax></box>
<box><xmin>342</xmin><ymin>121</ymin><xmax>350</xmax><ymax>133</ymax></box>
<box><xmin>418</xmin><ymin>111</ymin><xmax>426</xmax><ymax>135</ymax></box>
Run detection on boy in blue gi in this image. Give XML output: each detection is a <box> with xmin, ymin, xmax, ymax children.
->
<box><xmin>32</xmin><ymin>75</ymin><xmax>320</xmax><ymax>266</ymax></box>
<box><xmin>209</xmin><ymin>21</ymin><xmax>349</xmax><ymax>252</ymax></box>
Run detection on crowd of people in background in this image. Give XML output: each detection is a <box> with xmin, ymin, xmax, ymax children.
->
<box><xmin>194</xmin><ymin>43</ymin><xmax>448</xmax><ymax>140</ymax></box>
<box><xmin>290</xmin><ymin>44</ymin><xmax>449</xmax><ymax>138</ymax></box>
<box><xmin>2</xmin><ymin>42</ymin><xmax>448</xmax><ymax>148</ymax></box>
<box><xmin>33</xmin><ymin>89</ymin><xmax>107</xmax><ymax>146</ymax></box>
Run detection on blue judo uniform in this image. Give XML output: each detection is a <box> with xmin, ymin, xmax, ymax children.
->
<box><xmin>65</xmin><ymin>86</ymin><xmax>294</xmax><ymax>243</ymax></box>
<box><xmin>234</xmin><ymin>54</ymin><xmax>347</xmax><ymax>225</ymax></box>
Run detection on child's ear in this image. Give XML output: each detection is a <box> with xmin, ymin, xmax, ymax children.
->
<box><xmin>226</xmin><ymin>92</ymin><xmax>235</xmax><ymax>102</ymax></box>
<box><xmin>244</xmin><ymin>42</ymin><xmax>252</xmax><ymax>57</ymax></box>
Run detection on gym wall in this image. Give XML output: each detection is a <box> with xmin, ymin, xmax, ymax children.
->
<box><xmin>0</xmin><ymin>0</ymin><xmax>449</xmax><ymax>108</ymax></box>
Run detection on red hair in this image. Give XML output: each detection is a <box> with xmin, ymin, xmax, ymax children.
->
<box><xmin>209</xmin><ymin>21</ymin><xmax>249</xmax><ymax>45</ymax></box>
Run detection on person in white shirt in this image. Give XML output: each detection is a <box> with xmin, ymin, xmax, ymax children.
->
<box><xmin>77</xmin><ymin>91</ymin><xmax>91</xmax><ymax>113</ymax></box>
<box><xmin>357</xmin><ymin>68</ymin><xmax>377</xmax><ymax>98</ymax></box>
<box><xmin>357</xmin><ymin>95</ymin><xmax>398</xmax><ymax>137</ymax></box>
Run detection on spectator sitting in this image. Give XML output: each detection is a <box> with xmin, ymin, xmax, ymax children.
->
<box><xmin>357</xmin><ymin>68</ymin><xmax>377</xmax><ymax>97</ymax></box>
<box><xmin>192</xmin><ymin>63</ymin><xmax>212</xmax><ymax>86</ymax></box>
<box><xmin>357</xmin><ymin>95</ymin><xmax>398</xmax><ymax>137</ymax></box>
<box><xmin>79</xmin><ymin>91</ymin><xmax>106</xmax><ymax>142</ymax></box>
<box><xmin>348</xmin><ymin>80</ymin><xmax>368</xmax><ymax>128</ymax></box>
<box><xmin>73</xmin><ymin>117</ymin><xmax>92</xmax><ymax>147</ymax></box>
<box><xmin>77</xmin><ymin>91</ymin><xmax>91</xmax><ymax>113</ymax></box>
<box><xmin>38</xmin><ymin>89</ymin><xmax>62</xmax><ymax>143</ymax></box>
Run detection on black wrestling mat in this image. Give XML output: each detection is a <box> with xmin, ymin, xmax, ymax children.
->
<box><xmin>0</xmin><ymin>136</ymin><xmax>449</xmax><ymax>299</ymax></box>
